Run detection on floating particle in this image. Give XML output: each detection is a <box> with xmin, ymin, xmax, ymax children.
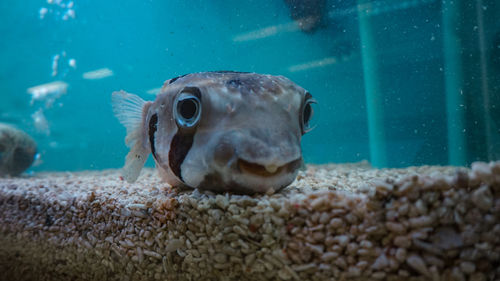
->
<box><xmin>68</xmin><ymin>58</ymin><xmax>76</xmax><ymax>69</ymax></box>
<box><xmin>27</xmin><ymin>81</ymin><xmax>68</xmax><ymax>108</ymax></box>
<box><xmin>31</xmin><ymin>108</ymin><xmax>50</xmax><ymax>136</ymax></box>
<box><xmin>233</xmin><ymin>22</ymin><xmax>298</xmax><ymax>42</ymax></box>
<box><xmin>43</xmin><ymin>0</ymin><xmax>76</xmax><ymax>21</ymax></box>
<box><xmin>288</xmin><ymin>57</ymin><xmax>338</xmax><ymax>72</ymax></box>
<box><xmin>51</xmin><ymin>54</ymin><xmax>60</xmax><ymax>77</ymax></box>
<box><xmin>49</xmin><ymin>141</ymin><xmax>59</xmax><ymax>148</ymax></box>
<box><xmin>62</xmin><ymin>9</ymin><xmax>75</xmax><ymax>21</ymax></box>
<box><xmin>82</xmin><ymin>68</ymin><xmax>114</xmax><ymax>80</ymax></box>
<box><xmin>51</xmin><ymin>51</ymin><xmax>75</xmax><ymax>77</ymax></box>
<box><xmin>39</xmin><ymin>7</ymin><xmax>48</xmax><ymax>19</ymax></box>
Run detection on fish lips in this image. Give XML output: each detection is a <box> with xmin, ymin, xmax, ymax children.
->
<box><xmin>198</xmin><ymin>160</ymin><xmax>301</xmax><ymax>194</ymax></box>
<box><xmin>202</xmin><ymin>137</ymin><xmax>302</xmax><ymax>193</ymax></box>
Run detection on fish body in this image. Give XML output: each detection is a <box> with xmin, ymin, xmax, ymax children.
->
<box><xmin>0</xmin><ymin>123</ymin><xmax>37</xmax><ymax>176</ymax></box>
<box><xmin>112</xmin><ymin>71</ymin><xmax>315</xmax><ymax>194</ymax></box>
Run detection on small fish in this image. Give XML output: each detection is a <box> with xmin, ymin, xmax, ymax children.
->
<box><xmin>112</xmin><ymin>71</ymin><xmax>315</xmax><ymax>194</ymax></box>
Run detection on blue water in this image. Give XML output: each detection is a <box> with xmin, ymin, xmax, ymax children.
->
<box><xmin>0</xmin><ymin>0</ymin><xmax>498</xmax><ymax>172</ymax></box>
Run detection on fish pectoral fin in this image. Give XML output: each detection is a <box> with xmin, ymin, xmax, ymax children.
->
<box><xmin>112</xmin><ymin>90</ymin><xmax>147</xmax><ymax>143</ymax></box>
<box><xmin>123</xmin><ymin>144</ymin><xmax>149</xmax><ymax>183</ymax></box>
<box><xmin>112</xmin><ymin>90</ymin><xmax>152</xmax><ymax>182</ymax></box>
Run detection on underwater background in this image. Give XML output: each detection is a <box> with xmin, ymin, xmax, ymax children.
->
<box><xmin>1</xmin><ymin>0</ymin><xmax>499</xmax><ymax>172</ymax></box>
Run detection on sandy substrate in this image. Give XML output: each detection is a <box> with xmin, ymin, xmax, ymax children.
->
<box><xmin>0</xmin><ymin>162</ymin><xmax>499</xmax><ymax>281</ymax></box>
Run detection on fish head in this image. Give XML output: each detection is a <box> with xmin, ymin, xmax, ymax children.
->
<box><xmin>147</xmin><ymin>72</ymin><xmax>315</xmax><ymax>194</ymax></box>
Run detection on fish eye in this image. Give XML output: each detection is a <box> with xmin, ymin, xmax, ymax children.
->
<box><xmin>174</xmin><ymin>94</ymin><xmax>202</xmax><ymax>128</ymax></box>
<box><xmin>301</xmin><ymin>95</ymin><xmax>316</xmax><ymax>134</ymax></box>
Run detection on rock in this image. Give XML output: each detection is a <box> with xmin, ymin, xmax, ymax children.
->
<box><xmin>406</xmin><ymin>254</ymin><xmax>430</xmax><ymax>277</ymax></box>
<box><xmin>430</xmin><ymin>227</ymin><xmax>463</xmax><ymax>250</ymax></box>
<box><xmin>471</xmin><ymin>185</ymin><xmax>493</xmax><ymax>211</ymax></box>
<box><xmin>371</xmin><ymin>254</ymin><xmax>388</xmax><ymax>270</ymax></box>
<box><xmin>0</xmin><ymin>123</ymin><xmax>37</xmax><ymax>176</ymax></box>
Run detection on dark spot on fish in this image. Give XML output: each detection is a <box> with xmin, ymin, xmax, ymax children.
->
<box><xmin>148</xmin><ymin>114</ymin><xmax>158</xmax><ymax>160</ymax></box>
<box><xmin>224</xmin><ymin>75</ymin><xmax>264</xmax><ymax>95</ymax></box>
<box><xmin>168</xmin><ymin>74</ymin><xmax>188</xmax><ymax>84</ymax></box>
<box><xmin>305</xmin><ymin>92</ymin><xmax>312</xmax><ymax>100</ymax></box>
<box><xmin>168</xmin><ymin>133</ymin><xmax>194</xmax><ymax>182</ymax></box>
<box><xmin>227</xmin><ymin>79</ymin><xmax>242</xmax><ymax>88</ymax></box>
<box><xmin>45</xmin><ymin>214</ymin><xmax>53</xmax><ymax>226</ymax></box>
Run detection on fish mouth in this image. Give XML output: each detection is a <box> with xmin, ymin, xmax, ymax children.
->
<box><xmin>237</xmin><ymin>158</ymin><xmax>301</xmax><ymax>177</ymax></box>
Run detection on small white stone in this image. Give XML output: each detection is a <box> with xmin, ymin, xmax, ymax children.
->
<box><xmin>471</xmin><ymin>185</ymin><xmax>493</xmax><ymax>211</ymax></box>
<box><xmin>406</xmin><ymin>254</ymin><xmax>429</xmax><ymax>277</ymax></box>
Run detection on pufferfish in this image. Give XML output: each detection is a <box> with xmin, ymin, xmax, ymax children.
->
<box><xmin>112</xmin><ymin>71</ymin><xmax>315</xmax><ymax>194</ymax></box>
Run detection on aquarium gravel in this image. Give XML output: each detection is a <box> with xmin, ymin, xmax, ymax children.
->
<box><xmin>0</xmin><ymin>162</ymin><xmax>499</xmax><ymax>281</ymax></box>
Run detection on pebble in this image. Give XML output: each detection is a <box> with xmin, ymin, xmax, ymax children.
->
<box><xmin>386</xmin><ymin>222</ymin><xmax>406</xmax><ymax>234</ymax></box>
<box><xmin>471</xmin><ymin>185</ymin><xmax>493</xmax><ymax>211</ymax></box>
<box><xmin>406</xmin><ymin>254</ymin><xmax>430</xmax><ymax>277</ymax></box>
<box><xmin>459</xmin><ymin>261</ymin><xmax>476</xmax><ymax>274</ymax></box>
